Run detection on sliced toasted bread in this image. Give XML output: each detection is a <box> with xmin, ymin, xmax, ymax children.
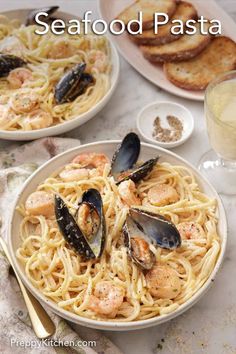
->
<box><xmin>140</xmin><ymin>21</ymin><xmax>212</xmax><ymax>63</ymax></box>
<box><xmin>131</xmin><ymin>1</ymin><xmax>198</xmax><ymax>45</ymax></box>
<box><xmin>164</xmin><ymin>36</ymin><xmax>236</xmax><ymax>90</ymax></box>
<box><xmin>116</xmin><ymin>0</ymin><xmax>177</xmax><ymax>31</ymax></box>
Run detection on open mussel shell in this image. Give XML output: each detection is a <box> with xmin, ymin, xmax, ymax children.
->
<box><xmin>77</xmin><ymin>188</ymin><xmax>106</xmax><ymax>258</ymax></box>
<box><xmin>0</xmin><ymin>54</ymin><xmax>26</xmax><ymax>77</ymax></box>
<box><xmin>69</xmin><ymin>73</ymin><xmax>94</xmax><ymax>102</ymax></box>
<box><xmin>130</xmin><ymin>208</ymin><xmax>181</xmax><ymax>250</ymax></box>
<box><xmin>123</xmin><ymin>215</ymin><xmax>156</xmax><ymax>270</ymax></box>
<box><xmin>55</xmin><ymin>63</ymin><xmax>86</xmax><ymax>104</ymax></box>
<box><xmin>26</xmin><ymin>6</ymin><xmax>59</xmax><ymax>26</ymax></box>
<box><xmin>110</xmin><ymin>133</ymin><xmax>159</xmax><ymax>184</ymax></box>
<box><xmin>123</xmin><ymin>157</ymin><xmax>159</xmax><ymax>184</ymax></box>
<box><xmin>55</xmin><ymin>189</ymin><xmax>106</xmax><ymax>259</ymax></box>
<box><xmin>110</xmin><ymin>133</ymin><xmax>140</xmax><ymax>180</ymax></box>
<box><xmin>55</xmin><ymin>63</ymin><xmax>94</xmax><ymax>104</ymax></box>
<box><xmin>55</xmin><ymin>195</ymin><xmax>95</xmax><ymax>259</ymax></box>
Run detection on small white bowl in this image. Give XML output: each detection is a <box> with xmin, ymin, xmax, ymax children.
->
<box><xmin>137</xmin><ymin>101</ymin><xmax>194</xmax><ymax>148</ymax></box>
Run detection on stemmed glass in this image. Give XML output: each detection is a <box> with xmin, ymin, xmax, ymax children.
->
<box><xmin>198</xmin><ymin>70</ymin><xmax>236</xmax><ymax>195</ymax></box>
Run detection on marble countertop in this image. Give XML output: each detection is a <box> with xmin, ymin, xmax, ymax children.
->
<box><xmin>1</xmin><ymin>1</ymin><xmax>236</xmax><ymax>353</ymax></box>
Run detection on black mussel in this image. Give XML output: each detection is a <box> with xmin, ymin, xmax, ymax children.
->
<box><xmin>55</xmin><ymin>63</ymin><xmax>95</xmax><ymax>104</ymax></box>
<box><xmin>26</xmin><ymin>6</ymin><xmax>59</xmax><ymax>26</ymax></box>
<box><xmin>111</xmin><ymin>133</ymin><xmax>140</xmax><ymax>179</ymax></box>
<box><xmin>76</xmin><ymin>188</ymin><xmax>106</xmax><ymax>258</ymax></box>
<box><xmin>123</xmin><ymin>215</ymin><xmax>156</xmax><ymax>270</ymax></box>
<box><xmin>122</xmin><ymin>157</ymin><xmax>159</xmax><ymax>184</ymax></box>
<box><xmin>0</xmin><ymin>54</ymin><xmax>26</xmax><ymax>77</ymax></box>
<box><xmin>123</xmin><ymin>208</ymin><xmax>181</xmax><ymax>270</ymax></box>
<box><xmin>110</xmin><ymin>133</ymin><xmax>159</xmax><ymax>184</ymax></box>
<box><xmin>55</xmin><ymin>195</ymin><xmax>95</xmax><ymax>259</ymax></box>
<box><xmin>130</xmin><ymin>208</ymin><xmax>181</xmax><ymax>250</ymax></box>
<box><xmin>55</xmin><ymin>189</ymin><xmax>106</xmax><ymax>259</ymax></box>
<box><xmin>67</xmin><ymin>73</ymin><xmax>95</xmax><ymax>102</ymax></box>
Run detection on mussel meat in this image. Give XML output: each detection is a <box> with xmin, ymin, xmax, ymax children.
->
<box><xmin>76</xmin><ymin>188</ymin><xmax>105</xmax><ymax>257</ymax></box>
<box><xmin>123</xmin><ymin>208</ymin><xmax>181</xmax><ymax>270</ymax></box>
<box><xmin>26</xmin><ymin>6</ymin><xmax>59</xmax><ymax>26</ymax></box>
<box><xmin>55</xmin><ymin>63</ymin><xmax>94</xmax><ymax>104</ymax></box>
<box><xmin>123</xmin><ymin>215</ymin><xmax>156</xmax><ymax>270</ymax></box>
<box><xmin>110</xmin><ymin>133</ymin><xmax>159</xmax><ymax>184</ymax></box>
<box><xmin>55</xmin><ymin>189</ymin><xmax>105</xmax><ymax>259</ymax></box>
<box><xmin>0</xmin><ymin>54</ymin><xmax>26</xmax><ymax>78</ymax></box>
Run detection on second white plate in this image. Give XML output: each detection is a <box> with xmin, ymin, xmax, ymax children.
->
<box><xmin>98</xmin><ymin>0</ymin><xmax>236</xmax><ymax>101</ymax></box>
<box><xmin>0</xmin><ymin>9</ymin><xmax>120</xmax><ymax>141</ymax></box>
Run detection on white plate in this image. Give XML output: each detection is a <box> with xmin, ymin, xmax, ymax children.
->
<box><xmin>0</xmin><ymin>9</ymin><xmax>120</xmax><ymax>141</ymax></box>
<box><xmin>8</xmin><ymin>141</ymin><xmax>227</xmax><ymax>331</ymax></box>
<box><xmin>98</xmin><ymin>0</ymin><xmax>236</xmax><ymax>101</ymax></box>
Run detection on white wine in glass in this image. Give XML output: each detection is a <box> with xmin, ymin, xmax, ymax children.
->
<box><xmin>198</xmin><ymin>70</ymin><xmax>236</xmax><ymax>195</ymax></box>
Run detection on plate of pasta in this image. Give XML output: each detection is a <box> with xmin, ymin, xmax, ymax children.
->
<box><xmin>0</xmin><ymin>7</ymin><xmax>119</xmax><ymax>140</ymax></box>
<box><xmin>8</xmin><ymin>134</ymin><xmax>227</xmax><ymax>330</ymax></box>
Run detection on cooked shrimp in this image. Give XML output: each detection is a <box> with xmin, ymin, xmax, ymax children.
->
<box><xmin>145</xmin><ymin>264</ymin><xmax>181</xmax><ymax>299</ymax></box>
<box><xmin>177</xmin><ymin>222</ymin><xmax>206</xmax><ymax>240</ymax></box>
<box><xmin>118</xmin><ymin>180</ymin><xmax>141</xmax><ymax>207</ymax></box>
<box><xmin>88</xmin><ymin>281</ymin><xmax>124</xmax><ymax>318</ymax></box>
<box><xmin>11</xmin><ymin>93</ymin><xmax>39</xmax><ymax>113</ymax></box>
<box><xmin>48</xmin><ymin>39</ymin><xmax>75</xmax><ymax>59</ymax></box>
<box><xmin>88</xmin><ymin>50</ymin><xmax>108</xmax><ymax>73</ymax></box>
<box><xmin>72</xmin><ymin>153</ymin><xmax>109</xmax><ymax>175</ymax></box>
<box><xmin>7</xmin><ymin>68</ymin><xmax>32</xmax><ymax>89</ymax></box>
<box><xmin>25</xmin><ymin>191</ymin><xmax>54</xmax><ymax>217</ymax></box>
<box><xmin>24</xmin><ymin>109</ymin><xmax>53</xmax><ymax>130</ymax></box>
<box><xmin>147</xmin><ymin>184</ymin><xmax>179</xmax><ymax>206</ymax></box>
<box><xmin>59</xmin><ymin>168</ymin><xmax>89</xmax><ymax>182</ymax></box>
<box><xmin>77</xmin><ymin>204</ymin><xmax>100</xmax><ymax>240</ymax></box>
<box><xmin>0</xmin><ymin>36</ymin><xmax>25</xmax><ymax>57</ymax></box>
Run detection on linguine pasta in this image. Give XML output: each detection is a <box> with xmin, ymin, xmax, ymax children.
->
<box><xmin>16</xmin><ymin>159</ymin><xmax>221</xmax><ymax>322</ymax></box>
<box><xmin>0</xmin><ymin>15</ymin><xmax>111</xmax><ymax>131</ymax></box>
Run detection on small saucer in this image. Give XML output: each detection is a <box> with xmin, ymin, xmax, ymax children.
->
<box><xmin>137</xmin><ymin>101</ymin><xmax>194</xmax><ymax>149</ymax></box>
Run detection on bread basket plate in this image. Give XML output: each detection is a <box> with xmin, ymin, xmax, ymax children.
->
<box><xmin>98</xmin><ymin>0</ymin><xmax>236</xmax><ymax>101</ymax></box>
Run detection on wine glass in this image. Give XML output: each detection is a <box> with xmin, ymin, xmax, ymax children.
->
<box><xmin>198</xmin><ymin>70</ymin><xmax>236</xmax><ymax>195</ymax></box>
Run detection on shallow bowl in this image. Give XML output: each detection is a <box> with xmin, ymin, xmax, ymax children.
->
<box><xmin>8</xmin><ymin>141</ymin><xmax>227</xmax><ymax>331</ymax></box>
<box><xmin>0</xmin><ymin>9</ymin><xmax>119</xmax><ymax>141</ymax></box>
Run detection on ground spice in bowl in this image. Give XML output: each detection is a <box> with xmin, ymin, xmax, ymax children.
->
<box><xmin>152</xmin><ymin>115</ymin><xmax>183</xmax><ymax>143</ymax></box>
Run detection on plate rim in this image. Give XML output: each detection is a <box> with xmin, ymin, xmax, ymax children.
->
<box><xmin>0</xmin><ymin>8</ymin><xmax>120</xmax><ymax>141</ymax></box>
<box><xmin>8</xmin><ymin>140</ymin><xmax>227</xmax><ymax>331</ymax></box>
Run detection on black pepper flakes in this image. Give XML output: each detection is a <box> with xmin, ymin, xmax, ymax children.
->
<box><xmin>152</xmin><ymin>115</ymin><xmax>183</xmax><ymax>143</ymax></box>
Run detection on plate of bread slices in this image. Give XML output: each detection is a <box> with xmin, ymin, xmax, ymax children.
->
<box><xmin>99</xmin><ymin>0</ymin><xmax>236</xmax><ymax>101</ymax></box>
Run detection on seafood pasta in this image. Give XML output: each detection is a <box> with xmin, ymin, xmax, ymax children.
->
<box><xmin>0</xmin><ymin>7</ymin><xmax>111</xmax><ymax>131</ymax></box>
<box><xmin>16</xmin><ymin>134</ymin><xmax>221</xmax><ymax>322</ymax></box>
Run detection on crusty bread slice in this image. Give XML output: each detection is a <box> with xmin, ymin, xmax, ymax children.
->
<box><xmin>164</xmin><ymin>36</ymin><xmax>236</xmax><ymax>90</ymax></box>
<box><xmin>131</xmin><ymin>1</ymin><xmax>198</xmax><ymax>45</ymax></box>
<box><xmin>140</xmin><ymin>21</ymin><xmax>212</xmax><ymax>63</ymax></box>
<box><xmin>116</xmin><ymin>0</ymin><xmax>177</xmax><ymax>31</ymax></box>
